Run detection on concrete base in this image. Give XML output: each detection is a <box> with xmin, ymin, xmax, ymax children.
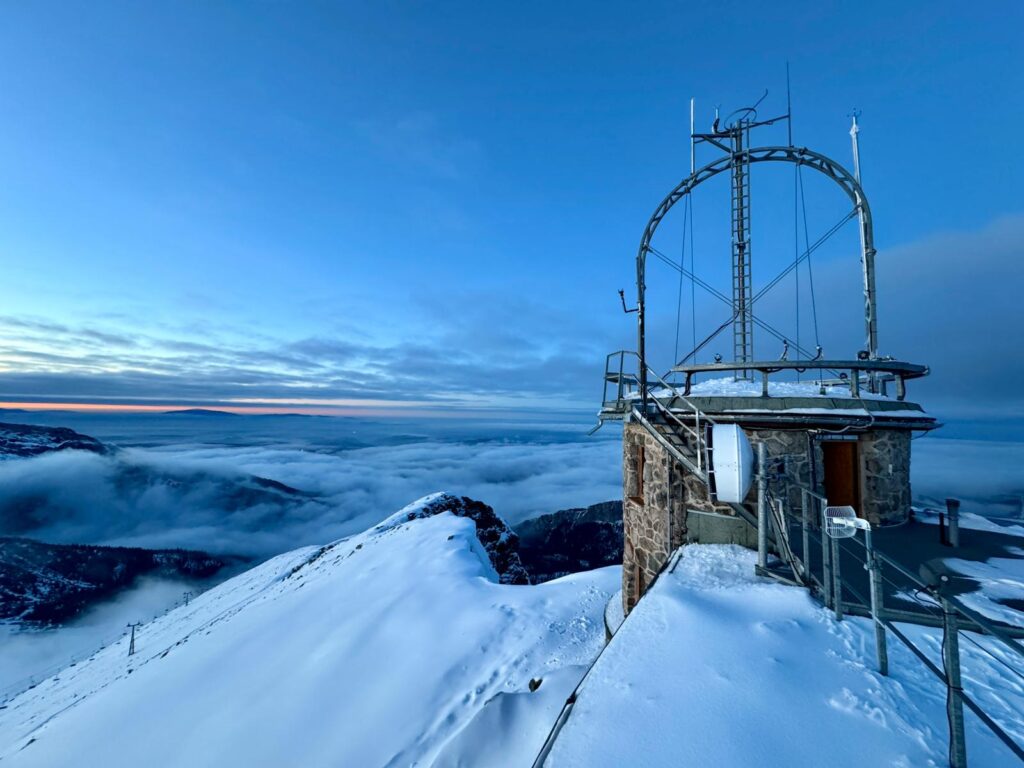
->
<box><xmin>684</xmin><ymin>509</ymin><xmax>758</xmax><ymax>548</ymax></box>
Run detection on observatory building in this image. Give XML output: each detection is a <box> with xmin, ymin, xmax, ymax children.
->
<box><xmin>597</xmin><ymin>107</ymin><xmax>938</xmax><ymax>614</ymax></box>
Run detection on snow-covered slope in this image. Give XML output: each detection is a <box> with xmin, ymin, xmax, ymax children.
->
<box><xmin>0</xmin><ymin>493</ymin><xmax>618</xmax><ymax>767</ymax></box>
<box><xmin>544</xmin><ymin>545</ymin><xmax>1024</xmax><ymax>768</ymax></box>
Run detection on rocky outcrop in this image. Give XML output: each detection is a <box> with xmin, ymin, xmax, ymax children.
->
<box><xmin>0</xmin><ymin>537</ymin><xmax>231</xmax><ymax>625</ymax></box>
<box><xmin>515</xmin><ymin>501</ymin><xmax>623</xmax><ymax>583</ymax></box>
<box><xmin>0</xmin><ymin>422</ymin><xmax>108</xmax><ymax>459</ymax></box>
<box><xmin>388</xmin><ymin>493</ymin><xmax>531</xmax><ymax>585</ymax></box>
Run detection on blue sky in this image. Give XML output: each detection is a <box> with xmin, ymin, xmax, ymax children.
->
<box><xmin>0</xmin><ymin>1</ymin><xmax>1021</xmax><ymax>416</ymax></box>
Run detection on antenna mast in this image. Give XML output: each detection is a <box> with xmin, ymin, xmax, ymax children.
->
<box><xmin>849</xmin><ymin>109</ymin><xmax>863</xmax><ymax>182</ymax></box>
<box><xmin>849</xmin><ymin>109</ymin><xmax>877</xmax><ymax>364</ymax></box>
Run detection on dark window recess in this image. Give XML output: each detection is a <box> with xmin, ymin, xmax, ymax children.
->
<box><xmin>628</xmin><ymin>445</ymin><xmax>645</xmax><ymax>505</ymax></box>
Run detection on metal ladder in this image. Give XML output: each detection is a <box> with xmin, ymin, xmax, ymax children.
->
<box><xmin>730</xmin><ymin>127</ymin><xmax>753</xmax><ymax>377</ymax></box>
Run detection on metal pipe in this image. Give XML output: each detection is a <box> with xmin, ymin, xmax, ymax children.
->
<box><xmin>801</xmin><ymin>489</ymin><xmax>810</xmax><ymax>582</ymax></box>
<box><xmin>864</xmin><ymin>528</ymin><xmax>889</xmax><ymax>675</ymax></box>
<box><xmin>831</xmin><ymin>537</ymin><xmax>843</xmax><ymax>621</ymax></box>
<box><xmin>946</xmin><ymin>498</ymin><xmax>961</xmax><ymax>549</ymax></box>
<box><xmin>941</xmin><ymin>597</ymin><xmax>968</xmax><ymax>768</ymax></box>
<box><xmin>757</xmin><ymin>442</ymin><xmax>768</xmax><ymax>570</ymax></box>
<box><xmin>821</xmin><ymin>505</ymin><xmax>832</xmax><ymax>609</ymax></box>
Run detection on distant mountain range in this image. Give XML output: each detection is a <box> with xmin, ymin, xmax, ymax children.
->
<box><xmin>0</xmin><ymin>537</ymin><xmax>232</xmax><ymax>625</ymax></box>
<box><xmin>162</xmin><ymin>408</ymin><xmax>239</xmax><ymax>417</ymax></box>
<box><xmin>515</xmin><ymin>500</ymin><xmax>623</xmax><ymax>583</ymax></box>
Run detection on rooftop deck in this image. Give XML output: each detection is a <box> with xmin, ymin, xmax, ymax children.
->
<box><xmin>598</xmin><ymin>351</ymin><xmax>938</xmax><ymax>431</ymax></box>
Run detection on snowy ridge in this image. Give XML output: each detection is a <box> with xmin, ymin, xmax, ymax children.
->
<box><xmin>0</xmin><ymin>493</ymin><xmax>618</xmax><ymax>767</ymax></box>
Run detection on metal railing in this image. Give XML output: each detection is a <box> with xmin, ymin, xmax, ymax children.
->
<box><xmin>598</xmin><ymin>351</ymin><xmax>720</xmax><ymax>481</ymax></box>
<box><xmin>670</xmin><ymin>358</ymin><xmax>930</xmax><ymax>400</ymax></box>
<box><xmin>768</xmin><ymin>485</ymin><xmax>1024</xmax><ymax>766</ymax></box>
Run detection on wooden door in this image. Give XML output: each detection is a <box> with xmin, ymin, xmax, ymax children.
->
<box><xmin>822</xmin><ymin>441</ymin><xmax>861</xmax><ymax>516</ymax></box>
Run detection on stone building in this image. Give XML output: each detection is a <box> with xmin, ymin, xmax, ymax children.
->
<box><xmin>617</xmin><ymin>374</ymin><xmax>936</xmax><ymax>614</ymax></box>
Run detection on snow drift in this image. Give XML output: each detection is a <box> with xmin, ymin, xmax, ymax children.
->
<box><xmin>0</xmin><ymin>493</ymin><xmax>618</xmax><ymax>767</ymax></box>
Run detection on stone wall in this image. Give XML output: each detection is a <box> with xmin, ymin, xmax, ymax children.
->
<box><xmin>621</xmin><ymin>424</ymin><xmax>685</xmax><ymax>615</ymax></box>
<box><xmin>859</xmin><ymin>430</ymin><xmax>912</xmax><ymax>526</ymax></box>
<box><xmin>620</xmin><ymin>421</ymin><xmax>913</xmax><ymax>614</ymax></box>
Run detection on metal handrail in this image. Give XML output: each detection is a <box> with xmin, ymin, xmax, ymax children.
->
<box><xmin>671</xmin><ymin>358</ymin><xmax>929</xmax><ymax>401</ymax></box>
<box><xmin>773</xmin><ymin>485</ymin><xmax>1024</xmax><ymax>766</ymax></box>
<box><xmin>601</xmin><ymin>351</ymin><xmax>719</xmax><ymax>476</ymax></box>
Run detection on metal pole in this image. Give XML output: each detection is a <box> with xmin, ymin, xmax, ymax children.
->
<box><xmin>849</xmin><ymin>112</ymin><xmax>878</xmax><ymax>362</ymax></box>
<box><xmin>941</xmin><ymin>597</ymin><xmax>968</xmax><ymax>768</ymax></box>
<box><xmin>637</xmin><ymin>249</ymin><xmax>647</xmax><ymax>410</ymax></box>
<box><xmin>801</xmin><ymin>489</ymin><xmax>810</xmax><ymax>579</ymax></box>
<box><xmin>831</xmin><ymin>537</ymin><xmax>843</xmax><ymax>620</ymax></box>
<box><xmin>864</xmin><ymin>528</ymin><xmax>888</xmax><ymax>675</ymax></box>
<box><xmin>821</xmin><ymin>505</ymin><xmax>832</xmax><ymax>608</ymax></box>
<box><xmin>757</xmin><ymin>442</ymin><xmax>768</xmax><ymax>570</ymax></box>
<box><xmin>946</xmin><ymin>498</ymin><xmax>961</xmax><ymax>549</ymax></box>
<box><xmin>690</xmin><ymin>97</ymin><xmax>695</xmax><ymax>175</ymax></box>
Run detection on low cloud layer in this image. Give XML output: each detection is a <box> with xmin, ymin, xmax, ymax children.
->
<box><xmin>0</xmin><ymin>432</ymin><xmax>623</xmax><ymax>557</ymax></box>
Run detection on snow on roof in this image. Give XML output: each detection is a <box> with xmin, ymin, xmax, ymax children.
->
<box><xmin>650</xmin><ymin>376</ymin><xmax>892</xmax><ymax>400</ymax></box>
<box><xmin>544</xmin><ymin>544</ymin><xmax>1023</xmax><ymax>768</ymax></box>
<box><xmin>0</xmin><ymin>497</ymin><xmax>619</xmax><ymax>767</ymax></box>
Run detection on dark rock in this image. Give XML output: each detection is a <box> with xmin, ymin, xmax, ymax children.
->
<box><xmin>515</xmin><ymin>501</ymin><xmax>623</xmax><ymax>582</ymax></box>
<box><xmin>390</xmin><ymin>493</ymin><xmax>531</xmax><ymax>585</ymax></box>
<box><xmin>0</xmin><ymin>422</ymin><xmax>108</xmax><ymax>459</ymax></box>
<box><xmin>0</xmin><ymin>537</ymin><xmax>234</xmax><ymax>626</ymax></box>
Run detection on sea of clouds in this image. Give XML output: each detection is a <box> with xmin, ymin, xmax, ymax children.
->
<box><xmin>0</xmin><ymin>418</ymin><xmax>624</xmax><ymax>558</ymax></box>
<box><xmin>0</xmin><ymin>413</ymin><xmax>1021</xmax><ymax>694</ymax></box>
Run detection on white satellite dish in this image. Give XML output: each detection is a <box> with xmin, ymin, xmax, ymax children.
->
<box><xmin>710</xmin><ymin>424</ymin><xmax>753</xmax><ymax>503</ymax></box>
<box><xmin>824</xmin><ymin>505</ymin><xmax>870</xmax><ymax>538</ymax></box>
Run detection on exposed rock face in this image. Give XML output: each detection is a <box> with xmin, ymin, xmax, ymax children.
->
<box><xmin>390</xmin><ymin>493</ymin><xmax>531</xmax><ymax>585</ymax></box>
<box><xmin>0</xmin><ymin>422</ymin><xmax>108</xmax><ymax>459</ymax></box>
<box><xmin>0</xmin><ymin>537</ymin><xmax>230</xmax><ymax>625</ymax></box>
<box><xmin>515</xmin><ymin>501</ymin><xmax>623</xmax><ymax>582</ymax></box>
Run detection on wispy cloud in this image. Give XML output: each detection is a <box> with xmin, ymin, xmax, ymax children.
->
<box><xmin>0</xmin><ymin>288</ymin><xmax>619</xmax><ymax>411</ymax></box>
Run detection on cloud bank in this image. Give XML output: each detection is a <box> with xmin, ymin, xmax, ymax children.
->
<box><xmin>0</xmin><ymin>432</ymin><xmax>623</xmax><ymax>557</ymax></box>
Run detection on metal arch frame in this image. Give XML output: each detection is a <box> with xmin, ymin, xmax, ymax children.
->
<box><xmin>636</xmin><ymin>145</ymin><xmax>878</xmax><ymax>404</ymax></box>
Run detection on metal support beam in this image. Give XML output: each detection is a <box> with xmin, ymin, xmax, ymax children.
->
<box><xmin>636</xmin><ymin>145</ymin><xmax>879</xmax><ymax>387</ymax></box>
<box><xmin>831</xmin><ymin>537</ymin><xmax>843</xmax><ymax>621</ymax></box>
<box><xmin>757</xmin><ymin>441</ymin><xmax>768</xmax><ymax>570</ymax></box>
<box><xmin>864</xmin><ymin>528</ymin><xmax>889</xmax><ymax>675</ymax></box>
<box><xmin>941</xmin><ymin>597</ymin><xmax>969</xmax><ymax>768</ymax></box>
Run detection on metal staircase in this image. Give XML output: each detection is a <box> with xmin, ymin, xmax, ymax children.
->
<box><xmin>597</xmin><ymin>351</ymin><xmax>759</xmax><ymax>527</ymax></box>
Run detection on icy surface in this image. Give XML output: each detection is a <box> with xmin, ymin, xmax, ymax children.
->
<box><xmin>0</xmin><ymin>494</ymin><xmax>619</xmax><ymax>767</ymax></box>
<box><xmin>544</xmin><ymin>545</ymin><xmax>1024</xmax><ymax>768</ymax></box>
<box><xmin>945</xmin><ymin>548</ymin><xmax>1024</xmax><ymax>627</ymax></box>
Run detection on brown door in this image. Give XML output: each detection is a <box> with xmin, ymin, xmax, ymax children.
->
<box><xmin>822</xmin><ymin>441</ymin><xmax>861</xmax><ymax>516</ymax></box>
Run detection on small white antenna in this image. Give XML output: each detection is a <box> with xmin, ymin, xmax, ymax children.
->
<box><xmin>824</xmin><ymin>505</ymin><xmax>870</xmax><ymax>538</ymax></box>
<box><xmin>849</xmin><ymin>109</ymin><xmax>863</xmax><ymax>183</ymax></box>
